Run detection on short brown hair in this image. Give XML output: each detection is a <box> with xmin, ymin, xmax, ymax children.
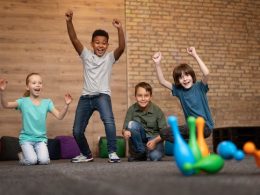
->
<box><xmin>135</xmin><ymin>82</ymin><xmax>152</xmax><ymax>96</ymax></box>
<box><xmin>172</xmin><ymin>63</ymin><xmax>196</xmax><ymax>87</ymax></box>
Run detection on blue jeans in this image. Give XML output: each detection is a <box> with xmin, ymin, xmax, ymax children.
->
<box><xmin>127</xmin><ymin>121</ymin><xmax>164</xmax><ymax>161</ymax></box>
<box><xmin>20</xmin><ymin>141</ymin><xmax>50</xmax><ymax>165</ymax></box>
<box><xmin>73</xmin><ymin>93</ymin><xmax>117</xmax><ymax>156</ymax></box>
<box><xmin>160</xmin><ymin>124</ymin><xmax>212</xmax><ymax>143</ymax></box>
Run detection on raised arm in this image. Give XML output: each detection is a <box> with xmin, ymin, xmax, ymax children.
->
<box><xmin>112</xmin><ymin>19</ymin><xmax>125</xmax><ymax>61</ymax></box>
<box><xmin>152</xmin><ymin>52</ymin><xmax>172</xmax><ymax>90</ymax></box>
<box><xmin>65</xmin><ymin>10</ymin><xmax>84</xmax><ymax>55</ymax></box>
<box><xmin>187</xmin><ymin>47</ymin><xmax>209</xmax><ymax>84</ymax></box>
<box><xmin>0</xmin><ymin>79</ymin><xmax>18</xmax><ymax>109</ymax></box>
<box><xmin>51</xmin><ymin>93</ymin><xmax>73</xmax><ymax>120</ymax></box>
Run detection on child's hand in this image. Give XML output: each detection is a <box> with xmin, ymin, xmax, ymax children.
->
<box><xmin>146</xmin><ymin>140</ymin><xmax>156</xmax><ymax>150</ymax></box>
<box><xmin>152</xmin><ymin>52</ymin><xmax>162</xmax><ymax>64</ymax></box>
<box><xmin>0</xmin><ymin>79</ymin><xmax>8</xmax><ymax>91</ymax></box>
<box><xmin>65</xmin><ymin>10</ymin><xmax>73</xmax><ymax>21</ymax></box>
<box><xmin>187</xmin><ymin>47</ymin><xmax>197</xmax><ymax>57</ymax></box>
<box><xmin>112</xmin><ymin>19</ymin><xmax>122</xmax><ymax>29</ymax></box>
<box><xmin>123</xmin><ymin>130</ymin><xmax>131</xmax><ymax>139</ymax></box>
<box><xmin>64</xmin><ymin>93</ymin><xmax>73</xmax><ymax>105</ymax></box>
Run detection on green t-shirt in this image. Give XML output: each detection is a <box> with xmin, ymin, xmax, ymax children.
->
<box><xmin>123</xmin><ymin>102</ymin><xmax>167</xmax><ymax>136</ymax></box>
<box><xmin>16</xmin><ymin>97</ymin><xmax>54</xmax><ymax>144</ymax></box>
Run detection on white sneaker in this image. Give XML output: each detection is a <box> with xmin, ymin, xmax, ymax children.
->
<box><xmin>108</xmin><ymin>152</ymin><xmax>120</xmax><ymax>163</ymax></box>
<box><xmin>71</xmin><ymin>153</ymin><xmax>93</xmax><ymax>163</ymax></box>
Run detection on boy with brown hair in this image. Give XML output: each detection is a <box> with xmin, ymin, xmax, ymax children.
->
<box><xmin>122</xmin><ymin>82</ymin><xmax>167</xmax><ymax>162</ymax></box>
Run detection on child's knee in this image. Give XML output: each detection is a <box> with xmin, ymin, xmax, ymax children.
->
<box><xmin>148</xmin><ymin>150</ymin><xmax>163</xmax><ymax>161</ymax></box>
<box><xmin>22</xmin><ymin>156</ymin><xmax>38</xmax><ymax>165</ymax></box>
<box><xmin>127</xmin><ymin>121</ymin><xmax>142</xmax><ymax>133</ymax></box>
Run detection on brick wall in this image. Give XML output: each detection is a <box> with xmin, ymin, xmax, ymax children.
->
<box><xmin>126</xmin><ymin>0</ymin><xmax>260</xmax><ymax>129</ymax></box>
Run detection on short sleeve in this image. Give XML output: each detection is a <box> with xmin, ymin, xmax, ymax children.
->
<box><xmin>16</xmin><ymin>98</ymin><xmax>23</xmax><ymax>110</ymax></box>
<box><xmin>80</xmin><ymin>47</ymin><xmax>92</xmax><ymax>60</ymax></box>
<box><xmin>198</xmin><ymin>81</ymin><xmax>209</xmax><ymax>93</ymax></box>
<box><xmin>48</xmin><ymin>99</ymin><xmax>55</xmax><ymax>112</ymax></box>
<box><xmin>172</xmin><ymin>84</ymin><xmax>178</xmax><ymax>97</ymax></box>
<box><xmin>110</xmin><ymin>51</ymin><xmax>116</xmax><ymax>63</ymax></box>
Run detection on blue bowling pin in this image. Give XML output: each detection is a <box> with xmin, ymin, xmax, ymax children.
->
<box><xmin>168</xmin><ymin>116</ymin><xmax>195</xmax><ymax>176</ymax></box>
<box><xmin>217</xmin><ymin>140</ymin><xmax>245</xmax><ymax>161</ymax></box>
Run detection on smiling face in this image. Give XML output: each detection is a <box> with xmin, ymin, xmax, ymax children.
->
<box><xmin>26</xmin><ymin>74</ymin><xmax>43</xmax><ymax>97</ymax></box>
<box><xmin>135</xmin><ymin>86</ymin><xmax>152</xmax><ymax>110</ymax></box>
<box><xmin>179</xmin><ymin>71</ymin><xmax>193</xmax><ymax>89</ymax></box>
<box><xmin>173</xmin><ymin>63</ymin><xmax>196</xmax><ymax>89</ymax></box>
<box><xmin>91</xmin><ymin>36</ymin><xmax>109</xmax><ymax>57</ymax></box>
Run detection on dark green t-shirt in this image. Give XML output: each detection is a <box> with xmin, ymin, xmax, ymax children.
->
<box><xmin>123</xmin><ymin>102</ymin><xmax>167</xmax><ymax>136</ymax></box>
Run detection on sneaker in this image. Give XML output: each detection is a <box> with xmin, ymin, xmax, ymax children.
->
<box><xmin>71</xmin><ymin>153</ymin><xmax>93</xmax><ymax>163</ymax></box>
<box><xmin>128</xmin><ymin>152</ymin><xmax>147</xmax><ymax>162</ymax></box>
<box><xmin>108</xmin><ymin>152</ymin><xmax>120</xmax><ymax>163</ymax></box>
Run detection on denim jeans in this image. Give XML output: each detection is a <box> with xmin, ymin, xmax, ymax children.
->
<box><xmin>73</xmin><ymin>93</ymin><xmax>117</xmax><ymax>156</ymax></box>
<box><xmin>127</xmin><ymin>121</ymin><xmax>164</xmax><ymax>161</ymax></box>
<box><xmin>20</xmin><ymin>141</ymin><xmax>50</xmax><ymax>165</ymax></box>
<box><xmin>160</xmin><ymin>124</ymin><xmax>212</xmax><ymax>143</ymax></box>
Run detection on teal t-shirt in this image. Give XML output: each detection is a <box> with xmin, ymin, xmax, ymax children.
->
<box><xmin>172</xmin><ymin>81</ymin><xmax>214</xmax><ymax>130</ymax></box>
<box><xmin>16</xmin><ymin>97</ymin><xmax>54</xmax><ymax>144</ymax></box>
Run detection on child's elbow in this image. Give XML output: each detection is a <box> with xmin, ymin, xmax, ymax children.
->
<box><xmin>205</xmin><ymin>71</ymin><xmax>210</xmax><ymax>77</ymax></box>
<box><xmin>120</xmin><ymin>45</ymin><xmax>125</xmax><ymax>53</ymax></box>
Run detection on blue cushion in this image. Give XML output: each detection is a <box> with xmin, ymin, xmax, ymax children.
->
<box><xmin>164</xmin><ymin>141</ymin><xmax>174</xmax><ymax>156</ymax></box>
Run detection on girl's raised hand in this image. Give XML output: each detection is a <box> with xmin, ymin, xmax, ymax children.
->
<box><xmin>152</xmin><ymin>52</ymin><xmax>162</xmax><ymax>64</ymax></box>
<box><xmin>64</xmin><ymin>93</ymin><xmax>73</xmax><ymax>105</ymax></box>
<box><xmin>0</xmin><ymin>79</ymin><xmax>8</xmax><ymax>91</ymax></box>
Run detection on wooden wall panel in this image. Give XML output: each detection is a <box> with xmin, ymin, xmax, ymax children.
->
<box><xmin>0</xmin><ymin>0</ymin><xmax>127</xmax><ymax>156</ymax></box>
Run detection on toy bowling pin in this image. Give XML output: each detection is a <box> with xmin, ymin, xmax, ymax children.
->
<box><xmin>168</xmin><ymin>116</ymin><xmax>195</xmax><ymax>176</ymax></box>
<box><xmin>196</xmin><ymin>117</ymin><xmax>210</xmax><ymax>157</ymax></box>
<box><xmin>188</xmin><ymin>116</ymin><xmax>202</xmax><ymax>162</ymax></box>
<box><xmin>217</xmin><ymin>140</ymin><xmax>245</xmax><ymax>161</ymax></box>
<box><xmin>243</xmin><ymin>142</ymin><xmax>260</xmax><ymax>167</ymax></box>
<box><xmin>183</xmin><ymin>154</ymin><xmax>224</xmax><ymax>174</ymax></box>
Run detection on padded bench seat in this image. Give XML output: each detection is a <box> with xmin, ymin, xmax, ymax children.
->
<box><xmin>212</xmin><ymin>126</ymin><xmax>260</xmax><ymax>152</ymax></box>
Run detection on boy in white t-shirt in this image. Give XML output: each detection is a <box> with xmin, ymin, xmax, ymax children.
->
<box><xmin>65</xmin><ymin>9</ymin><xmax>125</xmax><ymax>163</ymax></box>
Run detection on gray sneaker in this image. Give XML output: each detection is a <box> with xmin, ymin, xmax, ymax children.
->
<box><xmin>108</xmin><ymin>152</ymin><xmax>120</xmax><ymax>163</ymax></box>
<box><xmin>71</xmin><ymin>153</ymin><xmax>93</xmax><ymax>163</ymax></box>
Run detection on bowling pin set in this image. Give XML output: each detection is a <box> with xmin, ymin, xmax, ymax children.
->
<box><xmin>167</xmin><ymin>116</ymin><xmax>260</xmax><ymax>176</ymax></box>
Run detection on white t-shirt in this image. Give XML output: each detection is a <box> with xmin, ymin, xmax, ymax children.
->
<box><xmin>80</xmin><ymin>47</ymin><xmax>115</xmax><ymax>96</ymax></box>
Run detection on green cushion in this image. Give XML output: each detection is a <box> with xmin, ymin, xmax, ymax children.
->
<box><xmin>99</xmin><ymin>136</ymin><xmax>126</xmax><ymax>158</ymax></box>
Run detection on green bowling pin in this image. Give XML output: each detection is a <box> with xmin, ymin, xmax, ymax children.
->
<box><xmin>183</xmin><ymin>154</ymin><xmax>224</xmax><ymax>174</ymax></box>
<box><xmin>188</xmin><ymin>116</ymin><xmax>202</xmax><ymax>162</ymax></box>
